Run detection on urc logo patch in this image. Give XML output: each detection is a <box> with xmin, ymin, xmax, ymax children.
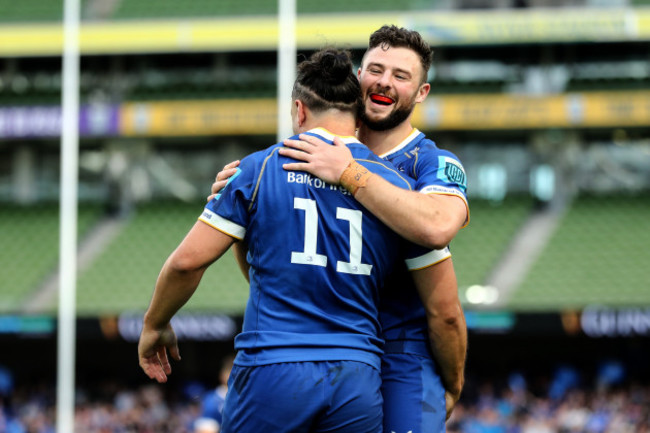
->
<box><xmin>445</xmin><ymin>161</ymin><xmax>466</xmax><ymax>186</ymax></box>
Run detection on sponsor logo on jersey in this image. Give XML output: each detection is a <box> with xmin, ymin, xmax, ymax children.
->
<box><xmin>287</xmin><ymin>172</ymin><xmax>351</xmax><ymax>195</ymax></box>
<box><xmin>420</xmin><ymin>185</ymin><xmax>465</xmax><ymax>197</ymax></box>
<box><xmin>201</xmin><ymin>211</ymin><xmax>212</xmax><ymax>220</ymax></box>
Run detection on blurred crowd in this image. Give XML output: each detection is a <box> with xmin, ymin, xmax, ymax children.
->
<box><xmin>448</xmin><ymin>382</ymin><xmax>650</xmax><ymax>433</ymax></box>
<box><xmin>0</xmin><ymin>380</ymin><xmax>203</xmax><ymax>433</ymax></box>
<box><xmin>1</xmin><ymin>362</ymin><xmax>649</xmax><ymax>433</ymax></box>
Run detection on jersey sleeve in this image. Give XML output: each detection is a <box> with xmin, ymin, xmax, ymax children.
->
<box><xmin>403</xmin><ymin>244</ymin><xmax>451</xmax><ymax>271</ymax></box>
<box><xmin>198</xmin><ymin>154</ymin><xmax>261</xmax><ymax>240</ymax></box>
<box><xmin>414</xmin><ymin>149</ymin><xmax>469</xmax><ymax>227</ymax></box>
<box><xmin>414</xmin><ymin>149</ymin><xmax>467</xmax><ymax>198</ymax></box>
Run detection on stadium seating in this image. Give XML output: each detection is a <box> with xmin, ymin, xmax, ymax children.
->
<box><xmin>3</xmin><ymin>4</ymin><xmax>650</xmax><ymax>433</ymax></box>
<box><xmin>0</xmin><ymin>203</ymin><xmax>102</xmax><ymax>313</ymax></box>
<box><xmin>0</xmin><ymin>0</ymin><xmax>436</xmax><ymax>24</ymax></box>
<box><xmin>75</xmin><ymin>201</ymin><xmax>249</xmax><ymax>315</ymax></box>
<box><xmin>509</xmin><ymin>194</ymin><xmax>650</xmax><ymax>310</ymax></box>
<box><xmin>128</xmin><ymin>67</ymin><xmax>276</xmax><ymax>101</ymax></box>
<box><xmin>11</xmin><ymin>195</ymin><xmax>647</xmax><ymax>315</ymax></box>
<box><xmin>565</xmin><ymin>76</ymin><xmax>650</xmax><ymax>92</ymax></box>
<box><xmin>450</xmin><ymin>196</ymin><xmax>533</xmax><ymax>293</ymax></box>
<box><xmin>112</xmin><ymin>0</ymin><xmax>426</xmax><ymax>20</ymax></box>
<box><xmin>112</xmin><ymin>0</ymin><xmax>276</xmax><ymax>20</ymax></box>
<box><xmin>0</xmin><ymin>196</ymin><xmax>539</xmax><ymax>314</ymax></box>
<box><xmin>0</xmin><ymin>0</ymin><xmax>64</xmax><ymax>22</ymax></box>
<box><xmin>71</xmin><ymin>197</ymin><xmax>538</xmax><ymax>314</ymax></box>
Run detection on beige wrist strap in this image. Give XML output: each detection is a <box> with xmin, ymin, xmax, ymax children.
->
<box><xmin>340</xmin><ymin>160</ymin><xmax>373</xmax><ymax>195</ymax></box>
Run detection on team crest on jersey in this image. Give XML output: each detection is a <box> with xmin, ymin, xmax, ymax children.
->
<box><xmin>443</xmin><ymin>157</ymin><xmax>466</xmax><ymax>187</ymax></box>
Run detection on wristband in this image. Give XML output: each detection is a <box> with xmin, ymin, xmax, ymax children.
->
<box><xmin>340</xmin><ymin>160</ymin><xmax>373</xmax><ymax>195</ymax></box>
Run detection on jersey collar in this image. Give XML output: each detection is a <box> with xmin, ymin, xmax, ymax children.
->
<box><xmin>377</xmin><ymin>128</ymin><xmax>422</xmax><ymax>159</ymax></box>
<box><xmin>307</xmin><ymin>127</ymin><xmax>361</xmax><ymax>145</ymax></box>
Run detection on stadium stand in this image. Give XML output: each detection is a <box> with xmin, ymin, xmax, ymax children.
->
<box><xmin>1</xmin><ymin>1</ymin><xmax>648</xmax><ymax>316</ymax></box>
<box><xmin>72</xmin><ymin>197</ymin><xmax>537</xmax><ymax>315</ymax></box>
<box><xmin>450</xmin><ymin>196</ymin><xmax>534</xmax><ymax>294</ymax></box>
<box><xmin>0</xmin><ymin>196</ymin><xmax>539</xmax><ymax>315</ymax></box>
<box><xmin>0</xmin><ymin>0</ymin><xmax>65</xmax><ymax>23</ymax></box>
<box><xmin>0</xmin><ymin>0</ymin><xmax>441</xmax><ymax>22</ymax></box>
<box><xmin>127</xmin><ymin>67</ymin><xmax>277</xmax><ymax>101</ymax></box>
<box><xmin>75</xmin><ymin>201</ymin><xmax>249</xmax><ymax>315</ymax></box>
<box><xmin>111</xmin><ymin>0</ymin><xmax>429</xmax><ymax>20</ymax></box>
<box><xmin>112</xmin><ymin>0</ymin><xmax>277</xmax><ymax>20</ymax></box>
<box><xmin>1</xmin><ymin>2</ymin><xmax>650</xmax><ymax>432</ymax></box>
<box><xmin>510</xmin><ymin>194</ymin><xmax>650</xmax><ymax>311</ymax></box>
<box><xmin>0</xmin><ymin>204</ymin><xmax>102</xmax><ymax>313</ymax></box>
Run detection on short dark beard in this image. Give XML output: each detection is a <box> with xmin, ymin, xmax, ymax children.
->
<box><xmin>358</xmin><ymin>100</ymin><xmax>414</xmax><ymax>132</ymax></box>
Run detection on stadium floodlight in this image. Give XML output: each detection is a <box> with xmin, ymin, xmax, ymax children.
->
<box><xmin>465</xmin><ymin>285</ymin><xmax>499</xmax><ymax>305</ymax></box>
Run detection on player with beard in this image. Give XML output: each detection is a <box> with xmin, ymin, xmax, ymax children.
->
<box><xmin>280</xmin><ymin>25</ymin><xmax>469</xmax><ymax>249</ymax></box>
<box><xmin>211</xmin><ymin>26</ymin><xmax>468</xmax><ymax>433</ymax></box>
<box><xmin>141</xmin><ymin>47</ymin><xmax>457</xmax><ymax>433</ymax></box>
<box><xmin>279</xmin><ymin>25</ymin><xmax>468</xmax><ymax>433</ymax></box>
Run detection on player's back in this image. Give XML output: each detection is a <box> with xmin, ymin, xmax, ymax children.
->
<box><xmin>203</xmin><ymin>128</ymin><xmax>416</xmax><ymax>369</ymax></box>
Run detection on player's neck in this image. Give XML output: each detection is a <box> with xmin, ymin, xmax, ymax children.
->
<box><xmin>301</xmin><ymin>115</ymin><xmax>356</xmax><ymax>137</ymax></box>
<box><xmin>357</xmin><ymin>120</ymin><xmax>415</xmax><ymax>157</ymax></box>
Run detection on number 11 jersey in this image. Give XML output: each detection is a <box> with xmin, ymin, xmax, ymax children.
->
<box><xmin>200</xmin><ymin>128</ymin><xmax>441</xmax><ymax>370</ymax></box>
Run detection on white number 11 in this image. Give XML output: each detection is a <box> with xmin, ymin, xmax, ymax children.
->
<box><xmin>291</xmin><ymin>197</ymin><xmax>373</xmax><ymax>276</ymax></box>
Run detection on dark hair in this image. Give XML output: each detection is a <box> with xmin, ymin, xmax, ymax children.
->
<box><xmin>366</xmin><ymin>25</ymin><xmax>433</xmax><ymax>83</ymax></box>
<box><xmin>292</xmin><ymin>48</ymin><xmax>361</xmax><ymax>115</ymax></box>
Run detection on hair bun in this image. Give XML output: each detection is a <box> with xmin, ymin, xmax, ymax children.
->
<box><xmin>293</xmin><ymin>47</ymin><xmax>360</xmax><ymax>108</ymax></box>
<box><xmin>318</xmin><ymin>50</ymin><xmax>351</xmax><ymax>85</ymax></box>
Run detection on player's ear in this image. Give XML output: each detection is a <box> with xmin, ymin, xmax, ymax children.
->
<box><xmin>415</xmin><ymin>82</ymin><xmax>430</xmax><ymax>103</ymax></box>
<box><xmin>295</xmin><ymin>99</ymin><xmax>307</xmax><ymax>127</ymax></box>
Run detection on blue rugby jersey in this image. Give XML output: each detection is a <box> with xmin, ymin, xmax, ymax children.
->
<box><xmin>199</xmin><ymin>128</ymin><xmax>439</xmax><ymax>370</ymax></box>
<box><xmin>378</xmin><ymin>128</ymin><xmax>468</xmax><ymax>350</ymax></box>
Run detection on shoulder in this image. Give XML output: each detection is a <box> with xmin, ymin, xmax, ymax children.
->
<box><xmin>357</xmin><ymin>156</ymin><xmax>414</xmax><ymax>191</ymax></box>
<box><xmin>413</xmin><ymin>138</ymin><xmax>464</xmax><ymax>171</ymax></box>
<box><xmin>243</xmin><ymin>143</ymin><xmax>282</xmax><ymax>164</ymax></box>
<box><xmin>410</xmin><ymin>138</ymin><xmax>467</xmax><ymax>192</ymax></box>
<box><xmin>238</xmin><ymin>143</ymin><xmax>284</xmax><ymax>173</ymax></box>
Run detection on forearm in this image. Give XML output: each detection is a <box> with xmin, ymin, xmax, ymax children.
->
<box><xmin>350</xmin><ymin>171</ymin><xmax>466</xmax><ymax>249</ymax></box>
<box><xmin>427</xmin><ymin>300</ymin><xmax>467</xmax><ymax>398</ymax></box>
<box><xmin>412</xmin><ymin>259</ymin><xmax>467</xmax><ymax>398</ymax></box>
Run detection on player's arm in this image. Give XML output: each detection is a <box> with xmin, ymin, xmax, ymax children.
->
<box><xmin>279</xmin><ymin>134</ymin><xmax>466</xmax><ymax>249</ymax></box>
<box><xmin>139</xmin><ymin>221</ymin><xmax>235</xmax><ymax>383</ymax></box>
<box><xmin>352</xmin><ymin>174</ymin><xmax>466</xmax><ymax>249</ymax></box>
<box><xmin>411</xmin><ymin>257</ymin><xmax>467</xmax><ymax>419</ymax></box>
<box><xmin>208</xmin><ymin>160</ymin><xmax>250</xmax><ymax>281</ymax></box>
<box><xmin>232</xmin><ymin>241</ymin><xmax>250</xmax><ymax>283</ymax></box>
<box><xmin>206</xmin><ymin>161</ymin><xmax>251</xmax><ymax>282</ymax></box>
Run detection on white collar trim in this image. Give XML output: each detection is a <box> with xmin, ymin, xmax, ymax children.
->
<box><xmin>377</xmin><ymin>128</ymin><xmax>421</xmax><ymax>159</ymax></box>
<box><xmin>307</xmin><ymin>127</ymin><xmax>360</xmax><ymax>144</ymax></box>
